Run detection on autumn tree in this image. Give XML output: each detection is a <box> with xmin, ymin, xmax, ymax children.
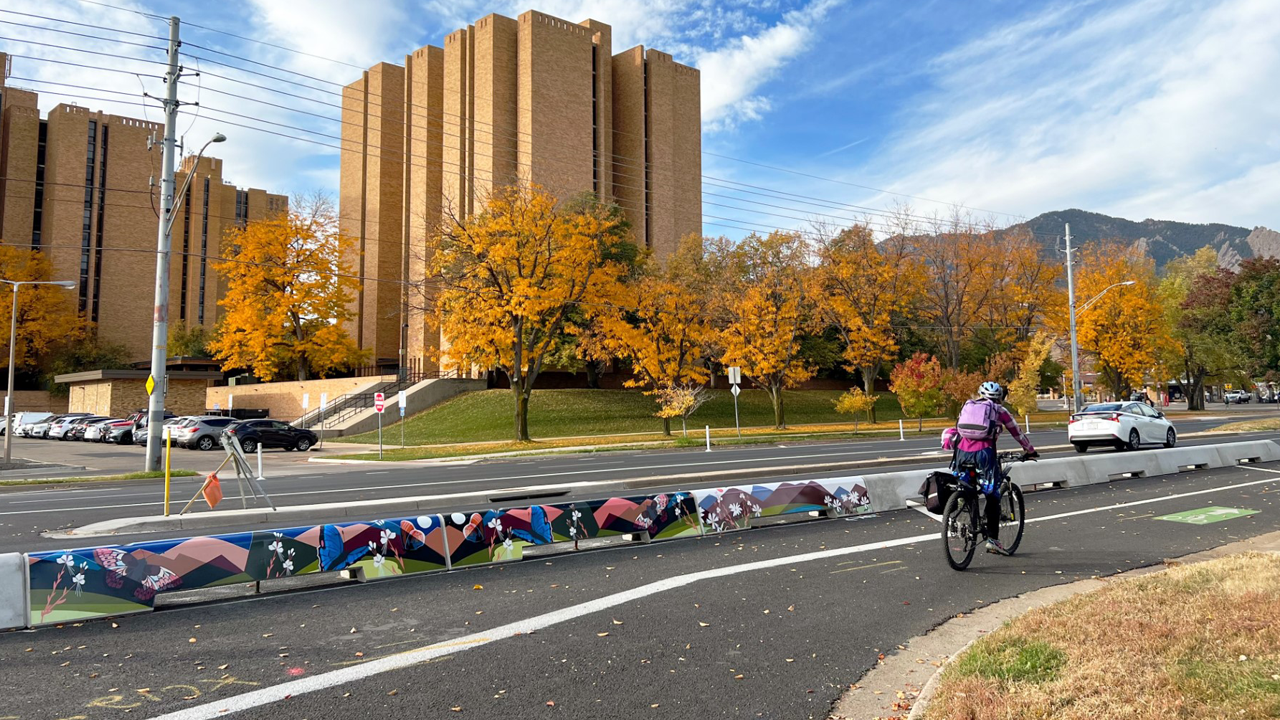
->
<box><xmin>0</xmin><ymin>245</ymin><xmax>85</xmax><ymax>376</ymax></box>
<box><xmin>714</xmin><ymin>231</ymin><xmax>819</xmax><ymax>429</ymax></box>
<box><xmin>653</xmin><ymin>382</ymin><xmax>710</xmax><ymax>437</ymax></box>
<box><xmin>815</xmin><ymin>223</ymin><xmax>921</xmax><ymax>416</ymax></box>
<box><xmin>890</xmin><ymin>353</ymin><xmax>946</xmax><ymax>430</ymax></box>
<box><xmin>1004</xmin><ymin>332</ymin><xmax>1055</xmax><ymax>416</ymax></box>
<box><xmin>168</xmin><ymin>321</ymin><xmax>212</xmax><ymax>359</ymax></box>
<box><xmin>1227</xmin><ymin>258</ymin><xmax>1280</xmax><ymax>380</ymax></box>
<box><xmin>591</xmin><ymin>234</ymin><xmax>714</xmax><ymax>435</ymax></box>
<box><xmin>1067</xmin><ymin>241</ymin><xmax>1167</xmax><ymax>399</ymax></box>
<box><xmin>209</xmin><ymin>196</ymin><xmax>365</xmax><ymax>381</ymax></box>
<box><xmin>426</xmin><ymin>185</ymin><xmax>630</xmax><ymax>441</ymax></box>
<box><xmin>833</xmin><ymin>387</ymin><xmax>877</xmax><ymax>433</ymax></box>
<box><xmin>1161</xmin><ymin>247</ymin><xmax>1234</xmax><ymax>410</ymax></box>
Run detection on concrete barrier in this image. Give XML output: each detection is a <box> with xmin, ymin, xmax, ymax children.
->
<box><xmin>0</xmin><ymin>552</ymin><xmax>28</xmax><ymax>631</ymax></box>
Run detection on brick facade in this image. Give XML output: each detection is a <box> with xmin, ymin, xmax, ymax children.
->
<box><xmin>340</xmin><ymin>10</ymin><xmax>702</xmax><ymax>369</ymax></box>
<box><xmin>0</xmin><ymin>54</ymin><xmax>287</xmax><ymax>363</ymax></box>
<box><xmin>206</xmin><ymin>375</ymin><xmax>391</xmax><ymax>422</ymax></box>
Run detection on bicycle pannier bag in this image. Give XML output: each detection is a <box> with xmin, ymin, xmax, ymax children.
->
<box><xmin>918</xmin><ymin>470</ymin><xmax>955</xmax><ymax>514</ymax></box>
<box><xmin>956</xmin><ymin>399</ymin><xmax>999</xmax><ymax>441</ymax></box>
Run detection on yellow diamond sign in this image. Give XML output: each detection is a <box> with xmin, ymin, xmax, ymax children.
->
<box><xmin>145</xmin><ymin>375</ymin><xmax>156</xmax><ymax>396</ymax></box>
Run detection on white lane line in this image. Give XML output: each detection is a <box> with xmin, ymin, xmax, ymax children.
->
<box><xmin>150</xmin><ymin>468</ymin><xmax>1279</xmax><ymax>720</ymax></box>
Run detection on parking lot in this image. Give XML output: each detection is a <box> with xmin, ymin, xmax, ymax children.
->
<box><xmin>2</xmin><ymin>432</ymin><xmax>374</xmax><ymax>480</ymax></box>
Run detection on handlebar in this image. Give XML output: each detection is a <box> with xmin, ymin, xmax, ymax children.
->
<box><xmin>997</xmin><ymin>450</ymin><xmax>1039</xmax><ymax>463</ymax></box>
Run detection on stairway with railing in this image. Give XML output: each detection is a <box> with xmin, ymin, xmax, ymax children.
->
<box><xmin>293</xmin><ymin>370</ymin><xmax>459</xmax><ymax>429</ymax></box>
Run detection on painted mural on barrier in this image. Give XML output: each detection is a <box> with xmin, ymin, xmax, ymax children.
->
<box><xmin>443</xmin><ymin>492</ymin><xmax>702</xmax><ymax>566</ymax></box>
<box><xmin>27</xmin><ymin>514</ymin><xmax>449</xmax><ymax>626</ymax></box>
<box><xmin>694</xmin><ymin>478</ymin><xmax>871</xmax><ymax>533</ymax></box>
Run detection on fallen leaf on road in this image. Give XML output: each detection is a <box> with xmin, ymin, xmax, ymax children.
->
<box><xmin>787</xmin><ymin>605</ymin><xmax>795</xmax><ymax>612</ymax></box>
<box><xmin>110</xmin><ymin>623</ymin><xmax>119</xmax><ymax>629</ymax></box>
<box><xmin>785</xmin><ymin>658</ymin><xmax>794</xmax><ymax>663</ymax></box>
<box><xmin>473</xmin><ymin>584</ymin><xmax>483</xmax><ymax>590</ymax></box>
<box><xmin>733</xmin><ymin>674</ymin><xmax>744</xmax><ymax>680</ymax></box>
<box><xmin>698</xmin><ymin>622</ymin><xmax>709</xmax><ymax>627</ymax></box>
<box><xmin>450</xmin><ymin>706</ymin><xmax>462</xmax><ymax>712</ymax></box>
<box><xmin>651</xmin><ymin>703</ymin><xmax>660</xmax><ymax>708</ymax></box>
<box><xmin>763</xmin><ymin>609</ymin><xmax>770</xmax><ymax>614</ymax></box>
<box><xmin>350</xmin><ymin>627</ymin><xmax>358</xmax><ymax>634</ymax></box>
<box><xmin>262</xmin><ymin>633</ymin><xmax>274</xmax><ymax>638</ymax></box>
<box><xmin>189</xmin><ymin>638</ymin><xmax>197</xmax><ymax>643</ymax></box>
<box><xmin>343</xmin><ymin>692</ymin><xmax>351</xmax><ymax>698</ymax></box>
<box><xmin>355</xmin><ymin>652</ymin><xmax>364</xmax><ymax>657</ymax></box>
<box><xmin>218</xmin><ymin>664</ymin><xmax>229</xmax><ymax>670</ymax></box>
<box><xmin>60</xmin><ymin>661</ymin><xmax>70</xmax><ymax>667</ymax></box>
<box><xmin>388</xmin><ymin>690</ymin><xmax>398</xmax><ymax>696</ymax></box>
<box><xmin>612</xmin><ymin>619</ymin><xmax>623</xmax><ymax>625</ymax></box>
<box><xmin>596</xmin><ymin>632</ymin><xmax>610</xmax><ymax>637</ymax></box>
<box><xmin>546</xmin><ymin>701</ymin><xmax>555</xmax><ymax>706</ymax></box>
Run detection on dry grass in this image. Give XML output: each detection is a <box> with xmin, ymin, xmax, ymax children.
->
<box><xmin>924</xmin><ymin>553</ymin><xmax>1280</xmax><ymax>720</ymax></box>
<box><xmin>1211</xmin><ymin>418</ymin><xmax>1280</xmax><ymax>433</ymax></box>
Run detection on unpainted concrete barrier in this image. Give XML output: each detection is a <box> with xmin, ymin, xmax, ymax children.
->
<box><xmin>0</xmin><ymin>552</ymin><xmax>28</xmax><ymax>631</ymax></box>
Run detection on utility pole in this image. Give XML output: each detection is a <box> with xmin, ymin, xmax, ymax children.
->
<box><xmin>144</xmin><ymin>16</ymin><xmax>182</xmax><ymax>472</ymax></box>
<box><xmin>1065</xmin><ymin>223</ymin><xmax>1083</xmax><ymax>414</ymax></box>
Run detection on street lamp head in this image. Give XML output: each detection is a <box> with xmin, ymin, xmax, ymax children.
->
<box><xmin>1120</xmin><ymin>281</ymin><xmax>1136</xmax><ymax>286</ymax></box>
<box><xmin>53</xmin><ymin>281</ymin><xmax>77</xmax><ymax>289</ymax></box>
<box><xmin>211</xmin><ymin>133</ymin><xmax>227</xmax><ymax>143</ymax></box>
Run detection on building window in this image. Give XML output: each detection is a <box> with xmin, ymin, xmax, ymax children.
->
<box><xmin>234</xmin><ymin>189</ymin><xmax>248</xmax><ymax>226</ymax></box>
<box><xmin>592</xmin><ymin>45</ymin><xmax>599</xmax><ymax>196</ymax></box>
<box><xmin>198</xmin><ymin>176</ymin><xmax>209</xmax><ymax>325</ymax></box>
<box><xmin>31</xmin><ymin>120</ymin><xmax>46</xmax><ymax>248</ymax></box>
<box><xmin>179</xmin><ymin>183</ymin><xmax>191</xmax><ymax>322</ymax></box>
<box><xmin>90</xmin><ymin>125</ymin><xmax>108</xmax><ymax>323</ymax></box>
<box><xmin>79</xmin><ymin>120</ymin><xmax>97</xmax><ymax>313</ymax></box>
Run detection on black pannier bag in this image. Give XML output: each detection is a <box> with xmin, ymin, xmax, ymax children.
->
<box><xmin>918</xmin><ymin>470</ymin><xmax>957</xmax><ymax>514</ymax></box>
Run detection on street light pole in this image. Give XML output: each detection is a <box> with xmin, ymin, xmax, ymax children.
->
<box><xmin>3</xmin><ymin>279</ymin><xmax>76</xmax><ymax>465</ymax></box>
<box><xmin>1065</xmin><ymin>224</ymin><xmax>1082</xmax><ymax>413</ymax></box>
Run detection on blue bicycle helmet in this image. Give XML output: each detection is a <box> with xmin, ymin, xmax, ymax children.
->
<box><xmin>978</xmin><ymin>381</ymin><xmax>1003</xmax><ymax>401</ymax></box>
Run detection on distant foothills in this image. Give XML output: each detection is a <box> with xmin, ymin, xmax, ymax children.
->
<box><xmin>1011</xmin><ymin>209</ymin><xmax>1279</xmax><ymax>271</ymax></box>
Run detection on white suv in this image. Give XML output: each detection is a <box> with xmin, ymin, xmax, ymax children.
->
<box><xmin>1224</xmin><ymin>390</ymin><xmax>1251</xmax><ymax>404</ymax></box>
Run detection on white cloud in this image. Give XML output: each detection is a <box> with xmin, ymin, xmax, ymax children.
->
<box><xmin>696</xmin><ymin>0</ymin><xmax>837</xmax><ymax>131</ymax></box>
<box><xmin>859</xmin><ymin>0</ymin><xmax>1280</xmax><ymax>228</ymax></box>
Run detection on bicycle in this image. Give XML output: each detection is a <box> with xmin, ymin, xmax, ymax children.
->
<box><xmin>942</xmin><ymin>450</ymin><xmax>1032</xmax><ymax>571</ymax></box>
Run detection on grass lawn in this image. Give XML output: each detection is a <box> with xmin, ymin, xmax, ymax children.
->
<box><xmin>1212</xmin><ymin>417</ymin><xmax>1280</xmax><ymax>433</ymax></box>
<box><xmin>924</xmin><ymin>553</ymin><xmax>1280</xmax><ymax>719</ymax></box>
<box><xmin>0</xmin><ymin>469</ymin><xmax>199</xmax><ymax>486</ymax></box>
<box><xmin>341</xmin><ymin>388</ymin><xmax>909</xmax><ymax>445</ymax></box>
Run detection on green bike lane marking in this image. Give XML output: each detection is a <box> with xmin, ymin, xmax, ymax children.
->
<box><xmin>1156</xmin><ymin>506</ymin><xmax>1260</xmax><ymax>525</ymax></box>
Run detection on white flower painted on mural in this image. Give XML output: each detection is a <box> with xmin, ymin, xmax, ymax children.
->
<box><xmin>282</xmin><ymin>559</ymin><xmax>294</xmax><ymax>574</ymax></box>
<box><xmin>373</xmin><ymin>554</ymin><xmax>385</xmax><ymax>568</ymax></box>
<box><xmin>569</xmin><ymin>526</ymin><xmax>578</xmax><ymax>538</ymax></box>
<box><xmin>268</xmin><ymin>540</ymin><xmax>283</xmax><ymax>556</ymax></box>
<box><xmin>730</xmin><ymin>503</ymin><xmax>742</xmax><ymax>517</ymax></box>
<box><xmin>57</xmin><ymin>554</ymin><xmax>75</xmax><ymax>568</ymax></box>
<box><xmin>71</xmin><ymin>573</ymin><xmax>86</xmax><ymax>596</ymax></box>
<box><xmin>380</xmin><ymin>529</ymin><xmax>394</xmax><ymax>546</ymax></box>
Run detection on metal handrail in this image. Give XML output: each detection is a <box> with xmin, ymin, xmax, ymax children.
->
<box><xmin>294</xmin><ymin>370</ymin><xmax>460</xmax><ymax>428</ymax></box>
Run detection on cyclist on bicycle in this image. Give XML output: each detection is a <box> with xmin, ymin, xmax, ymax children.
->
<box><xmin>941</xmin><ymin>381</ymin><xmax>1038</xmax><ymax>555</ymax></box>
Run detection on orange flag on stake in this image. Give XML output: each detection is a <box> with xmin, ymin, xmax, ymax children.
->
<box><xmin>202</xmin><ymin>473</ymin><xmax>223</xmax><ymax>509</ymax></box>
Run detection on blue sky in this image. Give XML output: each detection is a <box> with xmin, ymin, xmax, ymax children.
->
<box><xmin>8</xmin><ymin>0</ymin><xmax>1279</xmax><ymax>233</ymax></box>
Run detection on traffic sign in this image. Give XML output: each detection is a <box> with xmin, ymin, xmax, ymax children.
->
<box><xmin>728</xmin><ymin>366</ymin><xmax>741</xmax><ymax>386</ymax></box>
<box><xmin>398</xmin><ymin>390</ymin><xmax>407</xmax><ymax>410</ymax></box>
<box><xmin>731</xmin><ymin>384</ymin><xmax>741</xmax><ymax>397</ymax></box>
<box><xmin>374</xmin><ymin>392</ymin><xmax>386</xmax><ymax>414</ymax></box>
<box><xmin>319</xmin><ymin>392</ymin><xmax>328</xmax><ymax>410</ymax></box>
<box><xmin>145</xmin><ymin>375</ymin><xmax>156</xmax><ymax>396</ymax></box>
<box><xmin>302</xmin><ymin>393</ymin><xmax>310</xmax><ymax>411</ymax></box>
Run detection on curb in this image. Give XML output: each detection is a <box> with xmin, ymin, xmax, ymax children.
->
<box><xmin>830</xmin><ymin>529</ymin><xmax>1280</xmax><ymax>720</ymax></box>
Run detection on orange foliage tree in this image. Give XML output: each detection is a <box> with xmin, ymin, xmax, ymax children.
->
<box><xmin>427</xmin><ymin>186</ymin><xmax>631</xmax><ymax>441</ymax></box>
<box><xmin>890</xmin><ymin>352</ymin><xmax>946</xmax><ymax>429</ymax></box>
<box><xmin>209</xmin><ymin>197</ymin><xmax>365</xmax><ymax>381</ymax></box>
<box><xmin>1065</xmin><ymin>241</ymin><xmax>1169</xmax><ymax>399</ymax></box>
<box><xmin>591</xmin><ymin>235</ymin><xmax>713</xmax><ymax>435</ymax></box>
<box><xmin>816</xmin><ymin>224</ymin><xmax>921</xmax><ymax>414</ymax></box>
<box><xmin>0</xmin><ymin>244</ymin><xmax>85</xmax><ymax>373</ymax></box>
<box><xmin>714</xmin><ymin>231</ymin><xmax>819</xmax><ymax>429</ymax></box>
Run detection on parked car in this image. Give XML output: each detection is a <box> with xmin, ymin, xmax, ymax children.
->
<box><xmin>127</xmin><ymin>412</ymin><xmax>179</xmax><ymax>445</ymax></box>
<box><xmin>47</xmin><ymin>414</ymin><xmax>97</xmax><ymax>440</ymax></box>
<box><xmin>82</xmin><ymin>418</ymin><xmax>126</xmax><ymax>442</ymax></box>
<box><xmin>104</xmin><ymin>422</ymin><xmax>135</xmax><ymax>445</ymax></box>
<box><xmin>66</xmin><ymin>416</ymin><xmax>111</xmax><ymax>441</ymax></box>
<box><xmin>1069</xmin><ymin>402</ymin><xmax>1177</xmax><ymax>453</ymax></box>
<box><xmin>170</xmin><ymin>416</ymin><xmax>237</xmax><ymax>451</ymax></box>
<box><xmin>28</xmin><ymin>413</ymin><xmax>87</xmax><ymax>439</ymax></box>
<box><xmin>1224</xmin><ymin>389</ymin><xmax>1251</xmax><ymax>404</ymax></box>
<box><xmin>7</xmin><ymin>412</ymin><xmax>53</xmax><ymax>437</ymax></box>
<box><xmin>224</xmin><ymin>419</ymin><xmax>318</xmax><ymax>453</ymax></box>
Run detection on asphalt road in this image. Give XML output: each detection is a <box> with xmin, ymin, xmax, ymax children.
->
<box><xmin>1</xmin><ymin>458</ymin><xmax>1277</xmax><ymax>719</ymax></box>
<box><xmin>0</xmin><ymin>413</ymin><xmax>1274</xmax><ymax>553</ymax></box>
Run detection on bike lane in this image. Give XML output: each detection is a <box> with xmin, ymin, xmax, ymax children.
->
<box><xmin>1</xmin><ymin>462</ymin><xmax>1278</xmax><ymax>720</ymax></box>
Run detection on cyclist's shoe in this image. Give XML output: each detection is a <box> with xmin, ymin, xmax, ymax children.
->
<box><xmin>984</xmin><ymin>539</ymin><xmax>1010</xmax><ymax>555</ymax></box>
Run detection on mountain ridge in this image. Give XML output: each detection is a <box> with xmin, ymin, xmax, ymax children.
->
<box><xmin>1010</xmin><ymin>209</ymin><xmax>1275</xmax><ymax>270</ymax></box>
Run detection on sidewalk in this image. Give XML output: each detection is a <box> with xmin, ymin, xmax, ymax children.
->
<box><xmin>829</xmin><ymin>529</ymin><xmax>1280</xmax><ymax>720</ymax></box>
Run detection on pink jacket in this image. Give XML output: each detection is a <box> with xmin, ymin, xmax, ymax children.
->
<box><xmin>941</xmin><ymin>402</ymin><xmax>1035</xmax><ymax>454</ymax></box>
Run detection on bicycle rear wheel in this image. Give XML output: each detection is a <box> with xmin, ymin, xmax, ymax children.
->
<box><xmin>998</xmin><ymin>483</ymin><xmax>1026</xmax><ymax>555</ymax></box>
<box><xmin>942</xmin><ymin>492</ymin><xmax>978</xmax><ymax>570</ymax></box>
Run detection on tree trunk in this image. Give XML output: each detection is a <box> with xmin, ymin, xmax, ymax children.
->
<box><xmin>662</xmin><ymin>415</ymin><xmax>671</xmax><ymax>437</ymax></box>
<box><xmin>585</xmin><ymin>360</ymin><xmax>600</xmax><ymax>389</ymax></box>
<box><xmin>1188</xmin><ymin>372</ymin><xmax>1206</xmax><ymax>411</ymax></box>
<box><xmin>771</xmin><ymin>384</ymin><xmax>785</xmax><ymax>429</ymax></box>
<box><xmin>681</xmin><ymin>416</ymin><xmax>687</xmax><ymax>438</ymax></box>
<box><xmin>514</xmin><ymin>387</ymin><xmax>530</xmax><ymax>442</ymax></box>
<box><xmin>861</xmin><ymin>364</ymin><xmax>878</xmax><ymax>423</ymax></box>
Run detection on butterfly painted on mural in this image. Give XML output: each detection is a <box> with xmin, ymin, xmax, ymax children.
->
<box><xmin>509</xmin><ymin>506</ymin><xmax>553</xmax><ymax>545</ymax></box>
<box><xmin>400</xmin><ymin>520</ymin><xmax>427</xmax><ymax>550</ymax></box>
<box><xmin>92</xmin><ymin>548</ymin><xmax>182</xmax><ymax>593</ymax></box>
<box><xmin>462</xmin><ymin>513</ymin><xmax>484</xmax><ymax>542</ymax></box>
<box><xmin>318</xmin><ymin>524</ymin><xmax>370</xmax><ymax>572</ymax></box>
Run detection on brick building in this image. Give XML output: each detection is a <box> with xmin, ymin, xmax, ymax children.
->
<box><xmin>340</xmin><ymin>10</ymin><xmax>702</xmax><ymax>370</ymax></box>
<box><xmin>0</xmin><ymin>53</ymin><xmax>287</xmax><ymax>362</ymax></box>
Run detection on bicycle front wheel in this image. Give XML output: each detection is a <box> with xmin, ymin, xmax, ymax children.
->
<box><xmin>999</xmin><ymin>483</ymin><xmax>1026</xmax><ymax>555</ymax></box>
<box><xmin>943</xmin><ymin>492</ymin><xmax>978</xmax><ymax>570</ymax></box>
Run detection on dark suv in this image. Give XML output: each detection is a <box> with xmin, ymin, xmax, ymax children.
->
<box><xmin>225</xmin><ymin>419</ymin><xmax>317</xmax><ymax>453</ymax></box>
